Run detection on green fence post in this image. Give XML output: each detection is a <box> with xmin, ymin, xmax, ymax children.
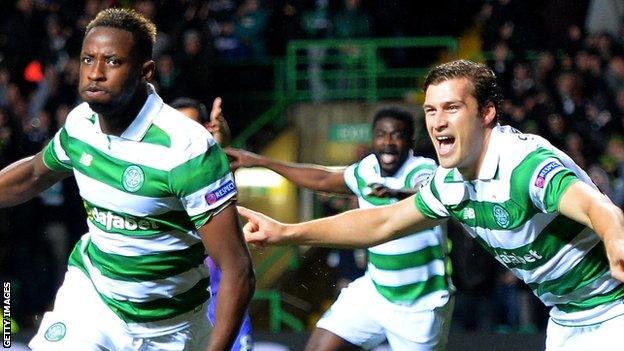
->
<box><xmin>286</xmin><ymin>41</ymin><xmax>297</xmax><ymax>100</ymax></box>
<box><xmin>269</xmin><ymin>290</ymin><xmax>282</xmax><ymax>332</ymax></box>
<box><xmin>366</xmin><ymin>43</ymin><xmax>378</xmax><ymax>102</ymax></box>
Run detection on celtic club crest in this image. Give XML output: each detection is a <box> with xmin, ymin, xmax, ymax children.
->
<box><xmin>122</xmin><ymin>165</ymin><xmax>145</xmax><ymax>192</ymax></box>
<box><xmin>492</xmin><ymin>204</ymin><xmax>510</xmax><ymax>228</ymax></box>
<box><xmin>44</xmin><ymin>322</ymin><xmax>66</xmax><ymax>342</ymax></box>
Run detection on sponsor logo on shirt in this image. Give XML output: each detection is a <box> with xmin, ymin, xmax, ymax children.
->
<box><xmin>205</xmin><ymin>180</ymin><xmax>236</xmax><ymax>205</ymax></box>
<box><xmin>90</xmin><ymin>207</ymin><xmax>159</xmax><ymax>231</ymax></box>
<box><xmin>495</xmin><ymin>250</ymin><xmax>543</xmax><ymax>267</ymax></box>
<box><xmin>534</xmin><ymin>161</ymin><xmax>562</xmax><ymax>188</ymax></box>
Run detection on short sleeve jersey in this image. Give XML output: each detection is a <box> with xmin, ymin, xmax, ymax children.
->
<box><xmin>415</xmin><ymin>125</ymin><xmax>624</xmax><ymax>326</ymax></box>
<box><xmin>344</xmin><ymin>152</ymin><xmax>452</xmax><ymax>308</ymax></box>
<box><xmin>42</xmin><ymin>85</ymin><xmax>236</xmax><ymax>327</ymax></box>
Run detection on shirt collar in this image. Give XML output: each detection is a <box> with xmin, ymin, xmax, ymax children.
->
<box><xmin>121</xmin><ymin>83</ymin><xmax>163</xmax><ymax>141</ymax></box>
<box><xmin>447</xmin><ymin>124</ymin><xmax>501</xmax><ymax>182</ymax></box>
<box><xmin>474</xmin><ymin>124</ymin><xmax>502</xmax><ymax>180</ymax></box>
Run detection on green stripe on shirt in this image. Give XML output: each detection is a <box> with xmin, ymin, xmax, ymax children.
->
<box><xmin>368</xmin><ymin>245</ymin><xmax>444</xmax><ymax>270</ymax></box>
<box><xmin>86</xmin><ymin>240</ymin><xmax>205</xmax><ymax>281</ymax></box>
<box><xmin>372</xmin><ymin>275</ymin><xmax>448</xmax><ymax>302</ymax></box>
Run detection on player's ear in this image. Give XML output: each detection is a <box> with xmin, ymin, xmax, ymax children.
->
<box><xmin>141</xmin><ymin>60</ymin><xmax>155</xmax><ymax>81</ymax></box>
<box><xmin>482</xmin><ymin>102</ymin><xmax>496</xmax><ymax>127</ymax></box>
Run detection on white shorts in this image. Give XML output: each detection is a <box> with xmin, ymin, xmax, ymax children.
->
<box><xmin>316</xmin><ymin>274</ymin><xmax>454</xmax><ymax>350</ymax></box>
<box><xmin>29</xmin><ymin>267</ymin><xmax>212</xmax><ymax>351</ymax></box>
<box><xmin>545</xmin><ymin>312</ymin><xmax>624</xmax><ymax>351</ymax></box>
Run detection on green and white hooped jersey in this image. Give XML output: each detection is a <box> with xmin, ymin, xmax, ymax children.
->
<box><xmin>416</xmin><ymin>125</ymin><xmax>624</xmax><ymax>326</ymax></box>
<box><xmin>344</xmin><ymin>152</ymin><xmax>452</xmax><ymax>308</ymax></box>
<box><xmin>42</xmin><ymin>85</ymin><xmax>236</xmax><ymax>330</ymax></box>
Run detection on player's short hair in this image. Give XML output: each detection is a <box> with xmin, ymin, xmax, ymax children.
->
<box><xmin>170</xmin><ymin>97</ymin><xmax>209</xmax><ymax>123</ymax></box>
<box><xmin>424</xmin><ymin>60</ymin><xmax>502</xmax><ymax>120</ymax></box>
<box><xmin>372</xmin><ymin>106</ymin><xmax>415</xmax><ymax>145</ymax></box>
<box><xmin>85</xmin><ymin>8</ymin><xmax>156</xmax><ymax>63</ymax></box>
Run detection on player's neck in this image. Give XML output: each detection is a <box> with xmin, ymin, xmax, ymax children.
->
<box><xmin>99</xmin><ymin>87</ymin><xmax>148</xmax><ymax>136</ymax></box>
<box><xmin>458</xmin><ymin>128</ymin><xmax>493</xmax><ymax>181</ymax></box>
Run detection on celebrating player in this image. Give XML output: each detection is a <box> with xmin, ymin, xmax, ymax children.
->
<box><xmin>239</xmin><ymin>60</ymin><xmax>624</xmax><ymax>351</ymax></box>
<box><xmin>0</xmin><ymin>8</ymin><xmax>254</xmax><ymax>350</ymax></box>
<box><xmin>226</xmin><ymin>106</ymin><xmax>454</xmax><ymax>350</ymax></box>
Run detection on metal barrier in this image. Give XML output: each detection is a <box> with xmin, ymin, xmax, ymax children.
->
<box><xmin>286</xmin><ymin>36</ymin><xmax>458</xmax><ymax>102</ymax></box>
<box><xmin>252</xmin><ymin>289</ymin><xmax>305</xmax><ymax>332</ymax></box>
<box><xmin>231</xmin><ymin>36</ymin><xmax>459</xmax><ymax>148</ymax></box>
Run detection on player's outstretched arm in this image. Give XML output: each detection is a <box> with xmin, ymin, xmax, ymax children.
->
<box><xmin>366</xmin><ymin>183</ymin><xmax>417</xmax><ymax>200</ymax></box>
<box><xmin>239</xmin><ymin>195</ymin><xmax>443</xmax><ymax>248</ymax></box>
<box><xmin>225</xmin><ymin>147</ymin><xmax>350</xmax><ymax>194</ymax></box>
<box><xmin>206</xmin><ymin>97</ymin><xmax>231</xmax><ymax>147</ymax></box>
<box><xmin>199</xmin><ymin>202</ymin><xmax>255</xmax><ymax>351</ymax></box>
<box><xmin>0</xmin><ymin>151</ymin><xmax>70</xmax><ymax>208</ymax></box>
<box><xmin>558</xmin><ymin>181</ymin><xmax>624</xmax><ymax>282</ymax></box>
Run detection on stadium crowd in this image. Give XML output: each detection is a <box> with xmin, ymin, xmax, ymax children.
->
<box><xmin>1</xmin><ymin>0</ymin><xmax>623</xmax><ymax>341</ymax></box>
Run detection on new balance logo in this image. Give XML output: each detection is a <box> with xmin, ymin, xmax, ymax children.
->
<box><xmin>79</xmin><ymin>152</ymin><xmax>93</xmax><ymax>166</ymax></box>
<box><xmin>463</xmin><ymin>208</ymin><xmax>476</xmax><ymax>220</ymax></box>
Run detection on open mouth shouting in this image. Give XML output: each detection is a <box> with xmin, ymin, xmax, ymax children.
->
<box><xmin>436</xmin><ymin>135</ymin><xmax>456</xmax><ymax>157</ymax></box>
<box><xmin>378</xmin><ymin>150</ymin><xmax>399</xmax><ymax>166</ymax></box>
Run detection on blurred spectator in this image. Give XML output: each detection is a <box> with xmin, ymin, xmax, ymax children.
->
<box><xmin>300</xmin><ymin>0</ymin><xmax>332</xmax><ymax>101</ymax></box>
<box><xmin>480</xmin><ymin>0</ymin><xmax>537</xmax><ymax>53</ymax></box>
<box><xmin>575</xmin><ymin>49</ymin><xmax>610</xmax><ymax>105</ymax></box>
<box><xmin>553</xmin><ymin>72</ymin><xmax>584</xmax><ymax>121</ymax></box>
<box><xmin>588</xmin><ymin>163</ymin><xmax>619</xmax><ymax>200</ymax></box>
<box><xmin>176</xmin><ymin>29</ymin><xmax>216</xmax><ymax>102</ymax></box>
<box><xmin>533</xmin><ymin>52</ymin><xmax>558</xmax><ymax>94</ymax></box>
<box><xmin>585</xmin><ymin>0</ymin><xmax>624</xmax><ymax>38</ymax></box>
<box><xmin>332</xmin><ymin>0</ymin><xmax>371</xmax><ymax>39</ymax></box>
<box><xmin>604</xmin><ymin>56</ymin><xmax>624</xmax><ymax>95</ymax></box>
<box><xmin>562</xmin><ymin>25</ymin><xmax>584</xmax><ymax>55</ymax></box>
<box><xmin>43</xmin><ymin>14</ymin><xmax>69</xmax><ymax>70</ymax></box>
<box><xmin>539</xmin><ymin>0</ymin><xmax>587</xmax><ymax>52</ymax></box>
<box><xmin>595</xmin><ymin>33</ymin><xmax>620</xmax><ymax>61</ymax></box>
<box><xmin>235</xmin><ymin>0</ymin><xmax>270</xmax><ymax>58</ymax></box>
<box><xmin>153</xmin><ymin>52</ymin><xmax>187</xmax><ymax>102</ymax></box>
<box><xmin>488</xmin><ymin>42</ymin><xmax>514</xmax><ymax>90</ymax></box>
<box><xmin>133</xmin><ymin>0</ymin><xmax>170</xmax><ymax>58</ymax></box>
<box><xmin>544</xmin><ymin>113</ymin><xmax>568</xmax><ymax>150</ymax></box>
<box><xmin>332</xmin><ymin>0</ymin><xmax>372</xmax><ymax>91</ymax></box>
<box><xmin>508</xmin><ymin>62</ymin><xmax>536</xmax><ymax>103</ymax></box>
<box><xmin>215</xmin><ymin>21</ymin><xmax>250</xmax><ymax>59</ymax></box>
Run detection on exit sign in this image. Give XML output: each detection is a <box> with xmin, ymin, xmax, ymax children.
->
<box><xmin>329</xmin><ymin>123</ymin><xmax>371</xmax><ymax>143</ymax></box>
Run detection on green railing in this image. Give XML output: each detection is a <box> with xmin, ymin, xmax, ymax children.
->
<box><xmin>232</xmin><ymin>36</ymin><xmax>459</xmax><ymax>148</ymax></box>
<box><xmin>252</xmin><ymin>289</ymin><xmax>305</xmax><ymax>332</ymax></box>
<box><xmin>286</xmin><ymin>36</ymin><xmax>458</xmax><ymax>102</ymax></box>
